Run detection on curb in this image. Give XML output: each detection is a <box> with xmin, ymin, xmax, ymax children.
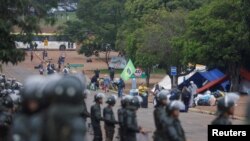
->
<box><xmin>189</xmin><ymin>108</ymin><xmax>245</xmax><ymax>121</ymax></box>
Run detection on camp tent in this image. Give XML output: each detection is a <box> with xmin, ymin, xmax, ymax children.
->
<box><xmin>178</xmin><ymin>69</ymin><xmax>229</xmax><ymax>92</ymax></box>
<box><xmin>152</xmin><ymin>65</ymin><xmax>206</xmax><ymax>91</ymax></box>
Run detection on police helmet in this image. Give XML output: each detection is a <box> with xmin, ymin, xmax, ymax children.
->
<box><xmin>3</xmin><ymin>95</ymin><xmax>14</xmax><ymax>109</ymax></box>
<box><xmin>83</xmin><ymin>89</ymin><xmax>90</xmax><ymax>98</ymax></box>
<box><xmin>106</xmin><ymin>95</ymin><xmax>117</xmax><ymax>105</ymax></box>
<box><xmin>42</xmin><ymin>74</ymin><xmax>62</xmax><ymax>99</ymax></box>
<box><xmin>217</xmin><ymin>92</ymin><xmax>239</xmax><ymax>114</ymax></box>
<box><xmin>168</xmin><ymin>100</ymin><xmax>185</xmax><ymax>112</ymax></box>
<box><xmin>129</xmin><ymin>96</ymin><xmax>143</xmax><ymax>109</ymax></box>
<box><xmin>94</xmin><ymin>93</ymin><xmax>105</xmax><ymax>102</ymax></box>
<box><xmin>121</xmin><ymin>95</ymin><xmax>133</xmax><ymax>107</ymax></box>
<box><xmin>156</xmin><ymin>90</ymin><xmax>169</xmax><ymax>103</ymax></box>
<box><xmin>21</xmin><ymin>75</ymin><xmax>47</xmax><ymax>101</ymax></box>
<box><xmin>53</xmin><ymin>75</ymin><xmax>84</xmax><ymax>105</ymax></box>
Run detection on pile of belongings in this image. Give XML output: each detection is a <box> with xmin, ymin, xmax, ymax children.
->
<box><xmin>194</xmin><ymin>90</ymin><xmax>216</xmax><ymax>106</ymax></box>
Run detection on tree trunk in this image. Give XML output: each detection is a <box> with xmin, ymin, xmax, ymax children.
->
<box><xmin>228</xmin><ymin>63</ymin><xmax>240</xmax><ymax>92</ymax></box>
<box><xmin>145</xmin><ymin>67</ymin><xmax>151</xmax><ymax>87</ymax></box>
<box><xmin>105</xmin><ymin>50</ymin><xmax>111</xmax><ymax>68</ymax></box>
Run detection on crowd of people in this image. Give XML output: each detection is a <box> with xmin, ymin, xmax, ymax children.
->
<box><xmin>90</xmin><ymin>69</ymin><xmax>125</xmax><ymax>97</ymax></box>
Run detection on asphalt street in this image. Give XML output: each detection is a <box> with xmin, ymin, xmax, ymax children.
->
<box><xmin>3</xmin><ymin>64</ymin><xmax>244</xmax><ymax>141</ymax></box>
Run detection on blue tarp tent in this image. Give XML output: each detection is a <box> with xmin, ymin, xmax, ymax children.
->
<box><xmin>178</xmin><ymin>69</ymin><xmax>229</xmax><ymax>91</ymax></box>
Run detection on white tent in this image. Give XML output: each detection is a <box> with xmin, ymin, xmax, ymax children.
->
<box><xmin>152</xmin><ymin>65</ymin><xmax>206</xmax><ymax>92</ymax></box>
<box><xmin>156</xmin><ymin>71</ymin><xmax>196</xmax><ymax>90</ymax></box>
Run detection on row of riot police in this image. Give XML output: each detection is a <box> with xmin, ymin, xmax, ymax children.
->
<box><xmin>153</xmin><ymin>90</ymin><xmax>250</xmax><ymax>141</ymax></box>
<box><xmin>1</xmin><ymin>73</ymin><xmax>89</xmax><ymax>141</ymax></box>
<box><xmin>0</xmin><ymin>74</ymin><xmax>22</xmax><ymax>141</ymax></box>
<box><xmin>89</xmin><ymin>93</ymin><xmax>147</xmax><ymax>141</ymax></box>
<box><xmin>89</xmin><ymin>91</ymin><xmax>187</xmax><ymax>141</ymax></box>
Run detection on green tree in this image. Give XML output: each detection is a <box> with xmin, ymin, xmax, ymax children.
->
<box><xmin>180</xmin><ymin>0</ymin><xmax>250</xmax><ymax>91</ymax></box>
<box><xmin>0</xmin><ymin>0</ymin><xmax>57</xmax><ymax>65</ymax></box>
<box><xmin>77</xmin><ymin>0</ymin><xmax>125</xmax><ymax>47</ymax></box>
<box><xmin>161</xmin><ymin>0</ymin><xmax>211</xmax><ymax>11</ymax></box>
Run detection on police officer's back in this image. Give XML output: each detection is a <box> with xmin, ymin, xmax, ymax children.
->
<box><xmin>103</xmin><ymin>95</ymin><xmax>118</xmax><ymax>141</ymax></box>
<box><xmin>118</xmin><ymin>95</ymin><xmax>133</xmax><ymax>141</ymax></box>
<box><xmin>165</xmin><ymin>101</ymin><xmax>186</xmax><ymax>141</ymax></box>
<box><xmin>124</xmin><ymin>96</ymin><xmax>144</xmax><ymax>141</ymax></box>
<box><xmin>91</xmin><ymin>93</ymin><xmax>105</xmax><ymax>141</ymax></box>
<box><xmin>153</xmin><ymin>90</ymin><xmax>169</xmax><ymax>141</ymax></box>
<box><xmin>11</xmin><ymin>75</ymin><xmax>47</xmax><ymax>141</ymax></box>
<box><xmin>211</xmin><ymin>93</ymin><xmax>239</xmax><ymax>125</ymax></box>
<box><xmin>44</xmin><ymin>75</ymin><xmax>87</xmax><ymax>141</ymax></box>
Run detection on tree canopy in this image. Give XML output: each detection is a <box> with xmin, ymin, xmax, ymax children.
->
<box><xmin>0</xmin><ymin>0</ymin><xmax>57</xmax><ymax>64</ymax></box>
<box><xmin>63</xmin><ymin>0</ymin><xmax>250</xmax><ymax>90</ymax></box>
<box><xmin>179</xmin><ymin>0</ymin><xmax>250</xmax><ymax>91</ymax></box>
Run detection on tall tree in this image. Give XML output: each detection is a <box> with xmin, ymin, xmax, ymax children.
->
<box><xmin>0</xmin><ymin>0</ymin><xmax>57</xmax><ymax>65</ymax></box>
<box><xmin>179</xmin><ymin>0</ymin><xmax>250</xmax><ymax>91</ymax></box>
<box><xmin>77</xmin><ymin>0</ymin><xmax>125</xmax><ymax>47</ymax></box>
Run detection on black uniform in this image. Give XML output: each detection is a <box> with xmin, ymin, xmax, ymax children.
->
<box><xmin>153</xmin><ymin>105</ymin><xmax>168</xmax><ymax>141</ymax></box>
<box><xmin>103</xmin><ymin>106</ymin><xmax>118</xmax><ymax>141</ymax></box>
<box><xmin>91</xmin><ymin>103</ymin><xmax>103</xmax><ymax>141</ymax></box>
<box><xmin>165</xmin><ymin>117</ymin><xmax>186</xmax><ymax>141</ymax></box>
<box><xmin>124</xmin><ymin>109</ymin><xmax>140</xmax><ymax>141</ymax></box>
<box><xmin>42</xmin><ymin>75</ymin><xmax>87</xmax><ymax>141</ymax></box>
<box><xmin>44</xmin><ymin>105</ymin><xmax>86</xmax><ymax>141</ymax></box>
<box><xmin>0</xmin><ymin>111</ymin><xmax>12</xmax><ymax>141</ymax></box>
<box><xmin>12</xmin><ymin>113</ymin><xmax>43</xmax><ymax>141</ymax></box>
<box><xmin>211</xmin><ymin>115</ymin><xmax>232</xmax><ymax>125</ymax></box>
<box><xmin>117</xmin><ymin>108</ymin><xmax>126</xmax><ymax>141</ymax></box>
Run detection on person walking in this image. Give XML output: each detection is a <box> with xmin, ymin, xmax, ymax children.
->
<box><xmin>91</xmin><ymin>93</ymin><xmax>105</xmax><ymax>141</ymax></box>
<box><xmin>94</xmin><ymin>69</ymin><xmax>100</xmax><ymax>78</ymax></box>
<box><xmin>103</xmin><ymin>75</ymin><xmax>111</xmax><ymax>93</ymax></box>
<box><xmin>181</xmin><ymin>86</ymin><xmax>191</xmax><ymax>112</ymax></box>
<box><xmin>103</xmin><ymin>95</ymin><xmax>118</xmax><ymax>141</ymax></box>
<box><xmin>188</xmin><ymin>81</ymin><xmax>197</xmax><ymax>107</ymax></box>
<box><xmin>118</xmin><ymin>78</ymin><xmax>125</xmax><ymax>98</ymax></box>
<box><xmin>109</xmin><ymin>67</ymin><xmax>115</xmax><ymax>81</ymax></box>
<box><xmin>30</xmin><ymin>51</ymin><xmax>34</xmax><ymax>62</ymax></box>
<box><xmin>153</xmin><ymin>84</ymin><xmax>161</xmax><ymax>107</ymax></box>
<box><xmin>211</xmin><ymin>93</ymin><xmax>239</xmax><ymax>125</ymax></box>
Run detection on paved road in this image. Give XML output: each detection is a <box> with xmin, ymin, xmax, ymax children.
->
<box><xmin>3</xmin><ymin>64</ymin><xmax>244</xmax><ymax>141</ymax></box>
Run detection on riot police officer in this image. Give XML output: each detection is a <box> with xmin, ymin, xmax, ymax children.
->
<box><xmin>91</xmin><ymin>93</ymin><xmax>105</xmax><ymax>141</ymax></box>
<box><xmin>124</xmin><ymin>96</ymin><xmax>145</xmax><ymax>141</ymax></box>
<box><xmin>211</xmin><ymin>93</ymin><xmax>239</xmax><ymax>125</ymax></box>
<box><xmin>153</xmin><ymin>90</ymin><xmax>169</xmax><ymax>141</ymax></box>
<box><xmin>165</xmin><ymin>100</ymin><xmax>186</xmax><ymax>141</ymax></box>
<box><xmin>0</xmin><ymin>95</ymin><xmax>14</xmax><ymax>141</ymax></box>
<box><xmin>103</xmin><ymin>95</ymin><xmax>118</xmax><ymax>141</ymax></box>
<box><xmin>44</xmin><ymin>75</ymin><xmax>87</xmax><ymax>141</ymax></box>
<box><xmin>11</xmin><ymin>75</ymin><xmax>47</xmax><ymax>141</ymax></box>
<box><xmin>118</xmin><ymin>95</ymin><xmax>133</xmax><ymax>141</ymax></box>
